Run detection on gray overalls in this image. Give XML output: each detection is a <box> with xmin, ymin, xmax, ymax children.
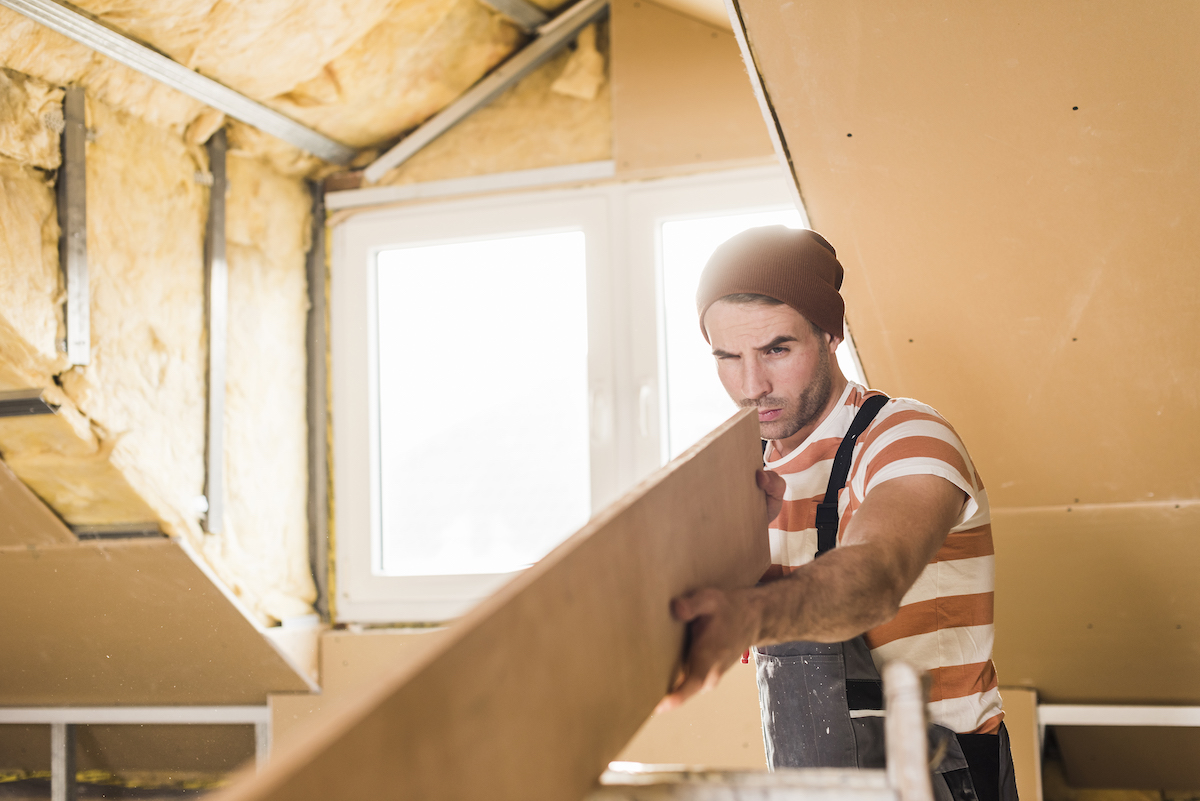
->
<box><xmin>753</xmin><ymin>395</ymin><xmax>1018</xmax><ymax>801</ymax></box>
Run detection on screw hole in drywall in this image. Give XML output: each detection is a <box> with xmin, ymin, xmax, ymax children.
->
<box><xmin>908</xmin><ymin>338</ymin><xmax>913</xmax><ymax>343</ymax></box>
<box><xmin>1072</xmin><ymin>106</ymin><xmax>1079</xmax><ymax>110</ymax></box>
<box><xmin>846</xmin><ymin>133</ymin><xmax>853</xmax><ymax>137</ymax></box>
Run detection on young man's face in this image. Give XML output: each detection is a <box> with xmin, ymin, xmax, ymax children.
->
<box><xmin>705</xmin><ymin>299</ymin><xmax>842</xmax><ymax>443</ymax></box>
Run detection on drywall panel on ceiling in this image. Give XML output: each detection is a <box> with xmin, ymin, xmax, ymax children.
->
<box><xmin>0</xmin><ymin>458</ymin><xmax>73</xmax><ymax>548</ymax></box>
<box><xmin>992</xmin><ymin>503</ymin><xmax>1200</xmax><ymax>705</ymax></box>
<box><xmin>729</xmin><ymin>0</ymin><xmax>1200</xmax><ymax>508</ymax></box>
<box><xmin>0</xmin><ymin>538</ymin><xmax>314</xmax><ymax>706</ymax></box>
<box><xmin>1055</xmin><ymin>727</ymin><xmax>1200</xmax><ymax>790</ymax></box>
<box><xmin>610</xmin><ymin>0</ymin><xmax>773</xmax><ymax>175</ymax></box>
<box><xmin>213</xmin><ymin>408</ymin><xmax>769</xmax><ymax>801</ymax></box>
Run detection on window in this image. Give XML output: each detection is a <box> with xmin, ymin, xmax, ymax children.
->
<box><xmin>332</xmin><ymin>165</ymin><xmax>865</xmax><ymax>622</ymax></box>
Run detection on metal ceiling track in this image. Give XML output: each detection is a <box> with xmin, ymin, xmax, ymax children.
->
<box><xmin>0</xmin><ymin>389</ymin><xmax>60</xmax><ymax>417</ymax></box>
<box><xmin>363</xmin><ymin>0</ymin><xmax>610</xmax><ymax>183</ymax></box>
<box><xmin>0</xmin><ymin>0</ymin><xmax>356</xmax><ymax>164</ymax></box>
<box><xmin>478</xmin><ymin>0</ymin><xmax>549</xmax><ymax>33</ymax></box>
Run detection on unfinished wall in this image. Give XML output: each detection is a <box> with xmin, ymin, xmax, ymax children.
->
<box><xmin>0</xmin><ymin>0</ymin><xmax>529</xmax><ymax>176</ymax></box>
<box><xmin>0</xmin><ymin>61</ymin><xmax>315</xmax><ymax>622</ymax></box>
<box><xmin>377</xmin><ymin>22</ymin><xmax>612</xmax><ymax>185</ymax></box>
<box><xmin>212</xmin><ymin>154</ymin><xmax>315</xmax><ymax>622</ymax></box>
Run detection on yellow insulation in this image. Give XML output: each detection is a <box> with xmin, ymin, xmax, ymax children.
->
<box><xmin>0</xmin><ymin>0</ymin><xmax>524</xmax><ymax>171</ymax></box>
<box><xmin>0</xmin><ymin>157</ymin><xmax>64</xmax><ymax>389</ymax></box>
<box><xmin>379</xmin><ymin>25</ymin><xmax>611</xmax><ymax>185</ymax></box>
<box><xmin>203</xmin><ymin>154</ymin><xmax>316</xmax><ymax>622</ymax></box>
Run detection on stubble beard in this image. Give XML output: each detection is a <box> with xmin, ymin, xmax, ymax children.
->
<box><xmin>742</xmin><ymin>345</ymin><xmax>834</xmax><ymax>442</ymax></box>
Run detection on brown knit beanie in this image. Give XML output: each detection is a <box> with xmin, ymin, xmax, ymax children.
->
<box><xmin>696</xmin><ymin>226</ymin><xmax>845</xmax><ymax>342</ymax></box>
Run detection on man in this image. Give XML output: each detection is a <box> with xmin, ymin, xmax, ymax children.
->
<box><xmin>657</xmin><ymin>227</ymin><xmax>1016</xmax><ymax>801</ymax></box>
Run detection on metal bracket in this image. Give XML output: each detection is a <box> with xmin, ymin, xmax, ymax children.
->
<box><xmin>363</xmin><ymin>0</ymin><xmax>609</xmax><ymax>183</ymax></box>
<box><xmin>203</xmin><ymin>130</ymin><xmax>228</xmax><ymax>535</ymax></box>
<box><xmin>57</xmin><ymin>85</ymin><xmax>89</xmax><ymax>366</ymax></box>
<box><xmin>50</xmin><ymin>722</ymin><xmax>76</xmax><ymax>801</ymax></box>
<box><xmin>306</xmin><ymin>182</ymin><xmax>330</xmax><ymax>620</ymax></box>
<box><xmin>0</xmin><ymin>389</ymin><xmax>60</xmax><ymax>417</ymax></box>
<box><xmin>72</xmin><ymin>523</ymin><xmax>162</xmax><ymax>540</ymax></box>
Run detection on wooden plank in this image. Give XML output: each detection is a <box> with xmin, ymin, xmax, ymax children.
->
<box><xmin>215</xmin><ymin>407</ymin><xmax>769</xmax><ymax>801</ymax></box>
<box><xmin>0</xmin><ymin>456</ymin><xmax>74</xmax><ymax>547</ymax></box>
<box><xmin>0</xmin><ymin>538</ymin><xmax>315</xmax><ymax>705</ymax></box>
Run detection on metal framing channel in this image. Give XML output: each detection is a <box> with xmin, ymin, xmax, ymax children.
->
<box><xmin>0</xmin><ymin>0</ymin><xmax>356</xmax><ymax>165</ymax></box>
<box><xmin>306</xmin><ymin>182</ymin><xmax>330</xmax><ymax>620</ymax></box>
<box><xmin>477</xmin><ymin>0</ymin><xmax>548</xmax><ymax>33</ymax></box>
<box><xmin>50</xmin><ymin>722</ymin><xmax>76</xmax><ymax>801</ymax></box>
<box><xmin>0</xmin><ymin>388</ymin><xmax>60</xmax><ymax>417</ymax></box>
<box><xmin>363</xmin><ymin>0</ymin><xmax>609</xmax><ymax>183</ymax></box>
<box><xmin>203</xmin><ymin>129</ymin><xmax>228</xmax><ymax>535</ymax></box>
<box><xmin>56</xmin><ymin>85</ymin><xmax>88</xmax><ymax>366</ymax></box>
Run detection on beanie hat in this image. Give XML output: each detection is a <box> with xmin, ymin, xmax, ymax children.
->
<box><xmin>696</xmin><ymin>226</ymin><xmax>845</xmax><ymax>342</ymax></box>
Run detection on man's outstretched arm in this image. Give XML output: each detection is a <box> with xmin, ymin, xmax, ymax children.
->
<box><xmin>656</xmin><ymin>471</ymin><xmax>966</xmax><ymax>712</ymax></box>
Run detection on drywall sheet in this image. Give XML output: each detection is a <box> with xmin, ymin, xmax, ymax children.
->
<box><xmin>728</xmin><ymin>0</ymin><xmax>1200</xmax><ymax>508</ymax></box>
<box><xmin>376</xmin><ymin>24</ymin><xmax>612</xmax><ymax>186</ymax></box>
<box><xmin>992</xmin><ymin>503</ymin><xmax>1200</xmax><ymax>705</ymax></box>
<box><xmin>202</xmin><ymin>154</ymin><xmax>316</xmax><ymax>623</ymax></box>
<box><xmin>610</xmin><ymin>0</ymin><xmax>773</xmax><ymax>175</ymax></box>
<box><xmin>271</xmin><ymin>629</ymin><xmax>451</xmax><ymax>753</ymax></box>
<box><xmin>215</xmin><ymin>408</ymin><xmax>768</xmax><ymax>801</ymax></box>
<box><xmin>0</xmin><ymin>538</ymin><xmax>314</xmax><ymax>706</ymax></box>
<box><xmin>0</xmin><ymin>457</ymin><xmax>73</xmax><ymax>548</ymax></box>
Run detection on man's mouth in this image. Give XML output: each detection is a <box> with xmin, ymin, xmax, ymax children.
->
<box><xmin>757</xmin><ymin>408</ymin><xmax>783</xmax><ymax>422</ymax></box>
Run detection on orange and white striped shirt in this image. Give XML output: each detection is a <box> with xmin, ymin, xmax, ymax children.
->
<box><xmin>762</xmin><ymin>382</ymin><xmax>1003</xmax><ymax>735</ymax></box>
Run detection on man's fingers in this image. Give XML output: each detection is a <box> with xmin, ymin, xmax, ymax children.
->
<box><xmin>670</xmin><ymin>588</ymin><xmax>725</xmax><ymax>622</ymax></box>
<box><xmin>756</xmin><ymin>469</ymin><xmax>785</xmax><ymax>522</ymax></box>
<box><xmin>656</xmin><ymin>661</ymin><xmax>726</xmax><ymax>714</ymax></box>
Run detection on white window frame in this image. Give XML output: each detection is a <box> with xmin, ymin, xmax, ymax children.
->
<box><xmin>330</xmin><ymin>163</ymin><xmax>847</xmax><ymax>624</ymax></box>
<box><xmin>331</xmin><ymin>191</ymin><xmax>616</xmax><ymax>622</ymax></box>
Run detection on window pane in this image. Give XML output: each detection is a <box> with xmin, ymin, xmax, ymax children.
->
<box><xmin>376</xmin><ymin>231</ymin><xmax>590</xmax><ymax>576</ymax></box>
<box><xmin>659</xmin><ymin>210</ymin><xmax>804</xmax><ymax>460</ymax></box>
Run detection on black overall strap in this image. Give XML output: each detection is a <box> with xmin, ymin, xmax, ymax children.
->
<box><xmin>815</xmin><ymin>394</ymin><xmax>890</xmax><ymax>557</ymax></box>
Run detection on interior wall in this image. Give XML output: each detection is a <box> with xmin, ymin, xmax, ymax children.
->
<box><xmin>609</xmin><ymin>0</ymin><xmax>773</xmax><ymax>176</ymax></box>
<box><xmin>375</xmin><ymin>22</ymin><xmax>612</xmax><ymax>186</ymax></box>
<box><xmin>0</xmin><ymin>63</ymin><xmax>315</xmax><ymax>622</ymax></box>
<box><xmin>730</xmin><ymin>0</ymin><xmax>1200</xmax><ymax>788</ymax></box>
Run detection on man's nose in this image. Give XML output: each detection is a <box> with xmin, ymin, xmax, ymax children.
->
<box><xmin>742</xmin><ymin>360</ymin><xmax>771</xmax><ymax>400</ymax></box>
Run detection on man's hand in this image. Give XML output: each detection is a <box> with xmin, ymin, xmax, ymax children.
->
<box><xmin>654</xmin><ymin>469</ymin><xmax>781</xmax><ymax>714</ymax></box>
<box><xmin>757</xmin><ymin>468</ymin><xmax>785</xmax><ymax>523</ymax></box>
<box><xmin>655</xmin><ymin>587</ymin><xmax>763</xmax><ymax>713</ymax></box>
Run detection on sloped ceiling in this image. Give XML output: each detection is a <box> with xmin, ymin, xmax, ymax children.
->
<box><xmin>731</xmin><ymin>0</ymin><xmax>1200</xmax><ymax>785</ymax></box>
<box><xmin>0</xmin><ymin>0</ymin><xmax>560</xmax><ymax>172</ymax></box>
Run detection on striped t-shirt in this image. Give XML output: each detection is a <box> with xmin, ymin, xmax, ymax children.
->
<box><xmin>761</xmin><ymin>382</ymin><xmax>1002</xmax><ymax>735</ymax></box>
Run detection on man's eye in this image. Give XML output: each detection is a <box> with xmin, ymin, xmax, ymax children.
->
<box><xmin>767</xmin><ymin>347</ymin><xmax>788</xmax><ymax>355</ymax></box>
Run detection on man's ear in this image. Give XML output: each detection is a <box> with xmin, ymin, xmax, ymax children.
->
<box><xmin>827</xmin><ymin>331</ymin><xmax>844</xmax><ymax>354</ymax></box>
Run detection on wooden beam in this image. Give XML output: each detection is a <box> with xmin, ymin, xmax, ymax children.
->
<box><xmin>213</xmin><ymin>407</ymin><xmax>769</xmax><ymax>801</ymax></box>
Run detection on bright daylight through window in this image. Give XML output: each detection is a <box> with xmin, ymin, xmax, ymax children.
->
<box><xmin>375</xmin><ymin>231</ymin><xmax>591</xmax><ymax>576</ymax></box>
